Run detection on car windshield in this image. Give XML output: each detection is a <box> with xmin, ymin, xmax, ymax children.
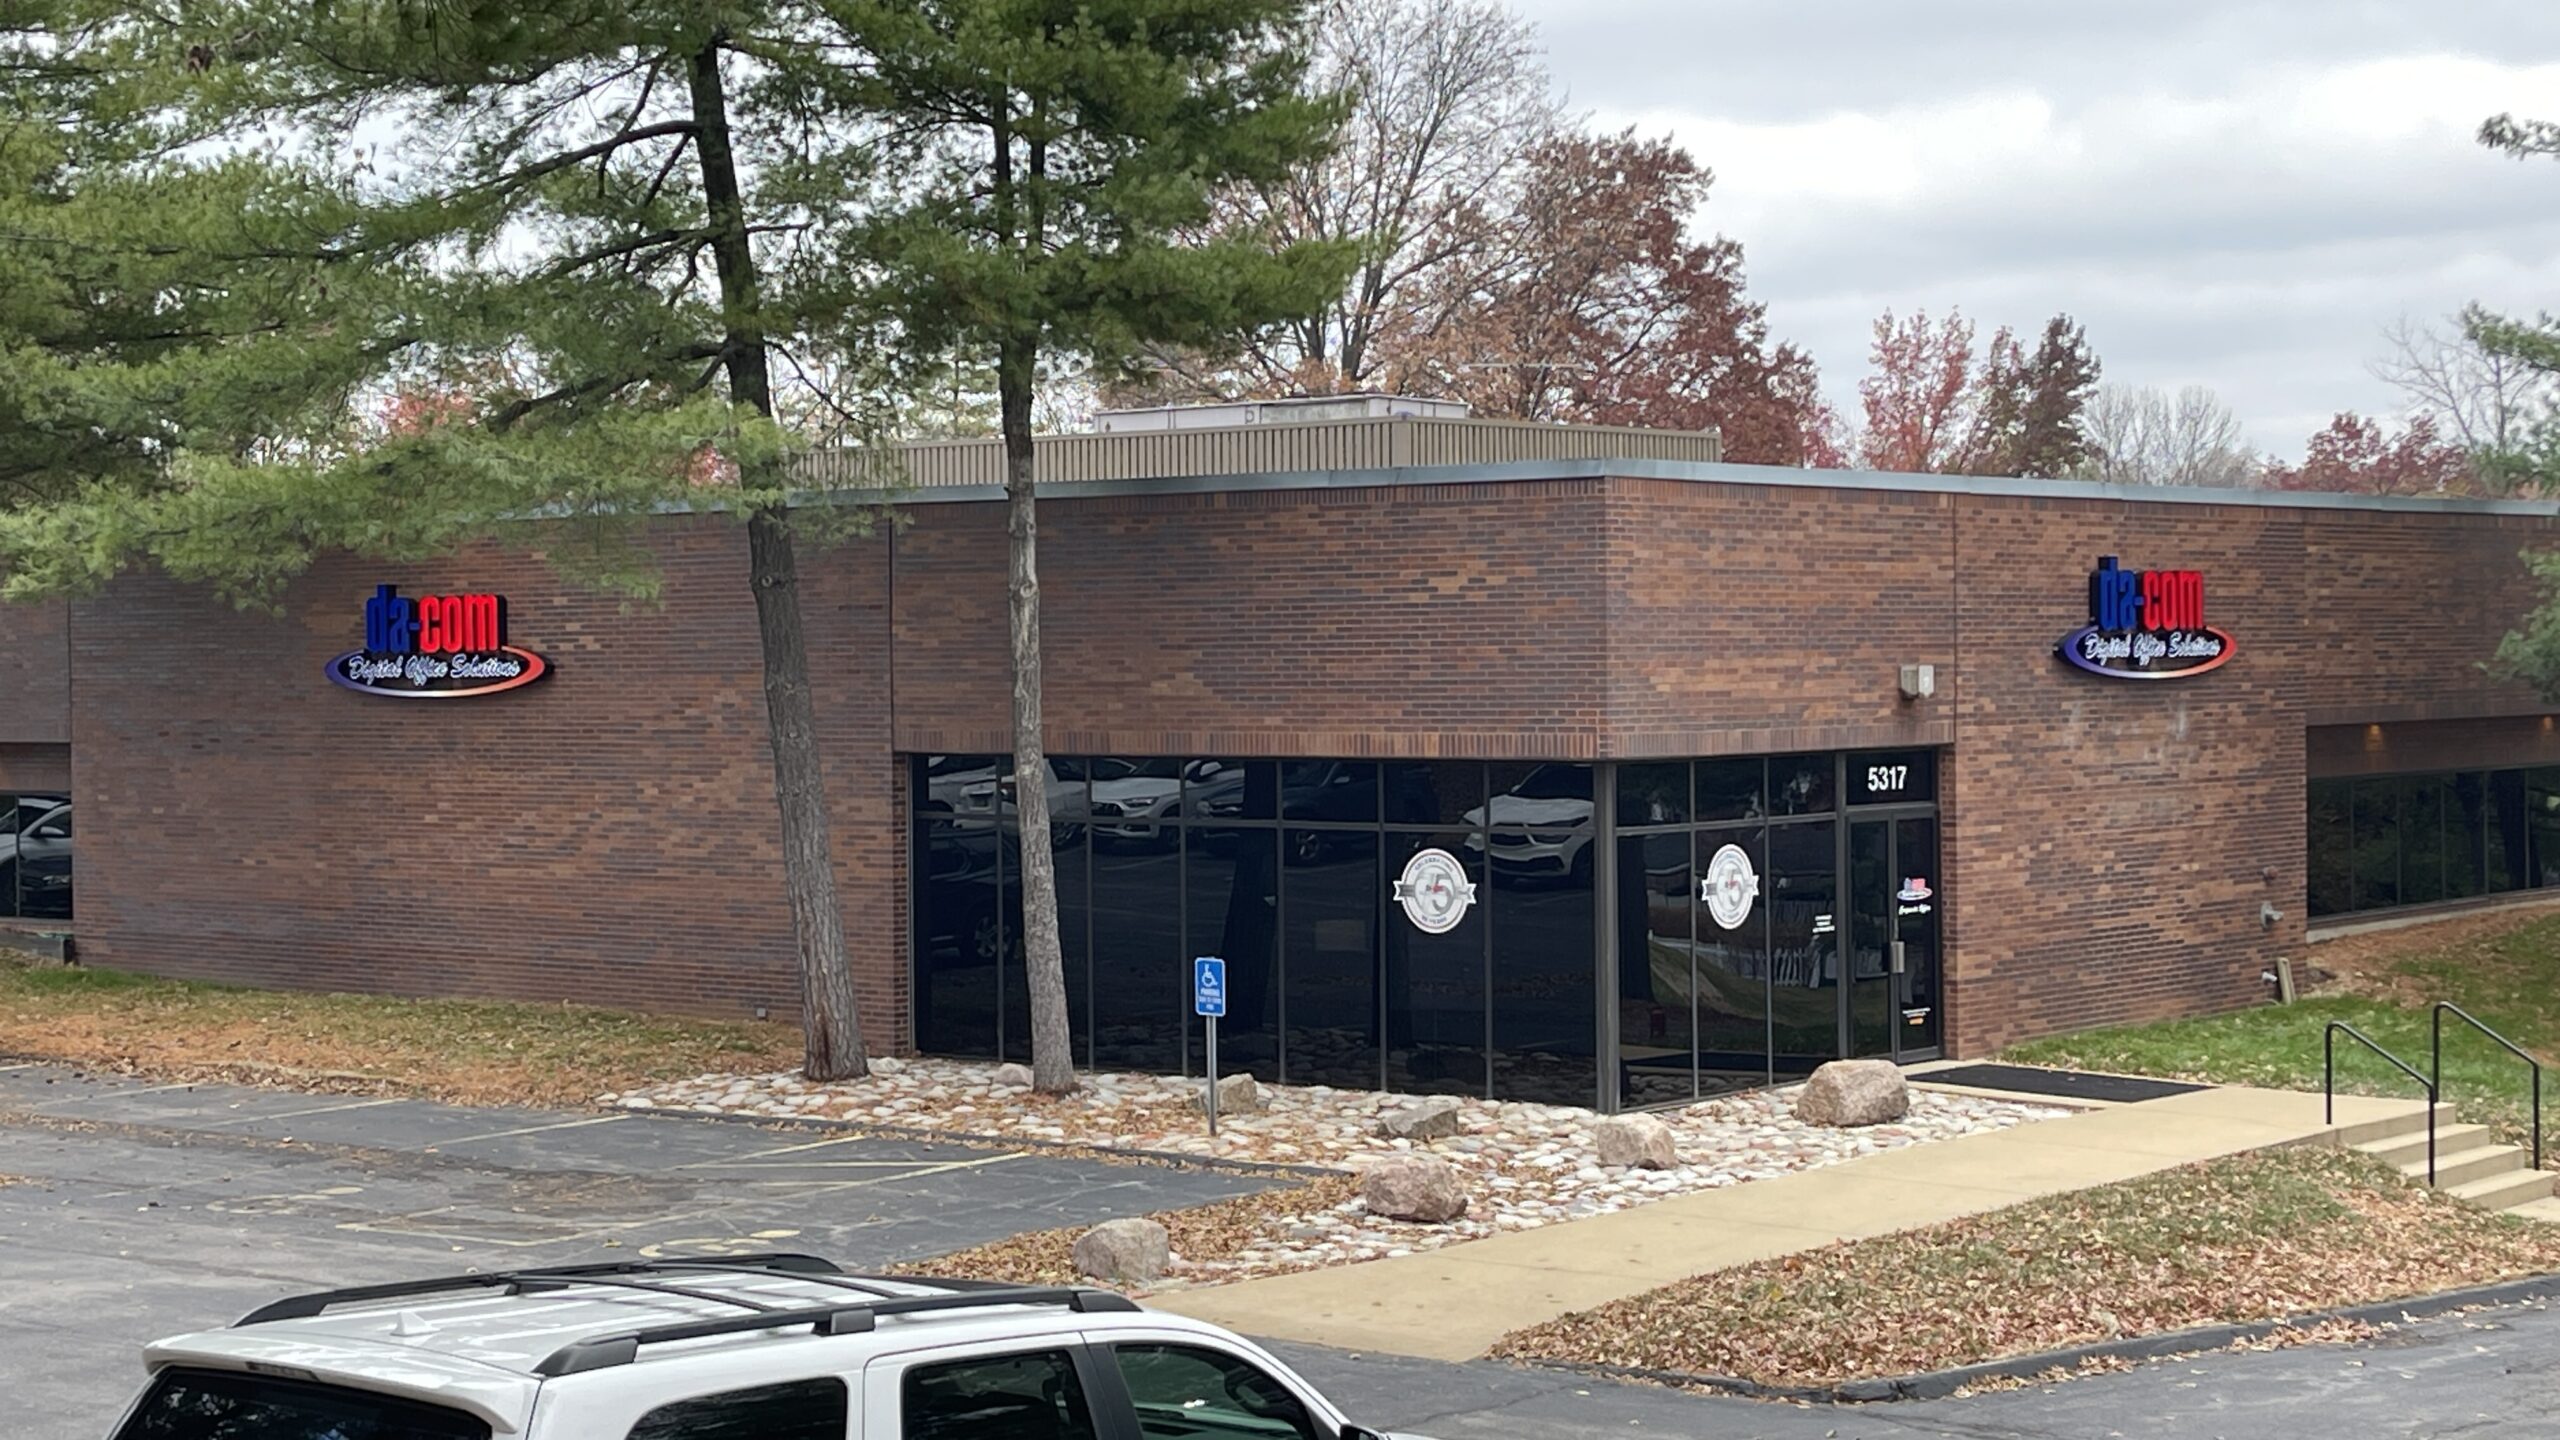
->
<box><xmin>113</xmin><ymin>1368</ymin><xmax>490</xmax><ymax>1440</ymax></box>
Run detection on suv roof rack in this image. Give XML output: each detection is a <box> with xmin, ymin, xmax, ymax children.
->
<box><xmin>531</xmin><ymin>1285</ymin><xmax>1141</xmax><ymax>1377</ymax></box>
<box><xmin>232</xmin><ymin>1253</ymin><xmax>1144</xmax><ymax>1377</ymax></box>
<box><xmin>234</xmin><ymin>1253</ymin><xmax>859</xmax><ymax>1325</ymax></box>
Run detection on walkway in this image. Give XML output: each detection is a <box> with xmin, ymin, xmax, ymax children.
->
<box><xmin>1152</xmin><ymin>1083</ymin><xmax>2435</xmax><ymax>1361</ymax></box>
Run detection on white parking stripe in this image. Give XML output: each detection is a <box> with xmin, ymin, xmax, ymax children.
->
<box><xmin>435</xmin><ymin>1114</ymin><xmax>630</xmax><ymax>1147</ymax></box>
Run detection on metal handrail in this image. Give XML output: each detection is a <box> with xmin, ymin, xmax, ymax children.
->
<box><xmin>2432</xmin><ymin>1002</ymin><xmax>2544</xmax><ymax>1171</ymax></box>
<box><xmin>2326</xmin><ymin>1022</ymin><xmax>2438</xmax><ymax>1186</ymax></box>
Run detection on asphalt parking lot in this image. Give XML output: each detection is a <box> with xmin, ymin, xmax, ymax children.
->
<box><xmin>0</xmin><ymin>1062</ymin><xmax>1273</xmax><ymax>1438</ymax></box>
<box><xmin>9</xmin><ymin>1060</ymin><xmax>2560</xmax><ymax>1439</ymax></box>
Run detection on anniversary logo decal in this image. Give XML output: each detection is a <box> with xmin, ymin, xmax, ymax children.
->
<box><xmin>2056</xmin><ymin>555</ymin><xmax>2235</xmax><ymax>681</ymax></box>
<box><xmin>327</xmin><ymin>584</ymin><xmax>550</xmax><ymax>699</ymax></box>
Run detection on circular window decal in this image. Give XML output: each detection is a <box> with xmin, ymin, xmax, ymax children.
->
<box><xmin>1702</xmin><ymin>843</ymin><xmax>1760</xmax><ymax>931</ymax></box>
<box><xmin>1392</xmin><ymin>847</ymin><xmax>1478</xmax><ymax>935</ymax></box>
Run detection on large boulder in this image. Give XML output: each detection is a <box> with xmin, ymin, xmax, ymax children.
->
<box><xmin>990</xmin><ymin>1062</ymin><xmax>1035</xmax><ymax>1089</ymax></box>
<box><xmin>1196</xmin><ymin>1073</ymin><xmax>1265</xmax><ymax>1115</ymax></box>
<box><xmin>1591</xmin><ymin>1114</ymin><xmax>1678</xmax><ymax>1170</ymax></box>
<box><xmin>1360</xmin><ymin>1155</ymin><xmax>1469</xmax><ymax>1223</ymax></box>
<box><xmin>1071</xmin><ymin>1218</ymin><xmax>1170</xmax><ymax>1286</ymax></box>
<box><xmin>1792</xmin><ymin>1059</ymin><xmax>1909</xmax><ymax>1127</ymax></box>
<box><xmin>1377</xmin><ymin>1096</ymin><xmax>1467</xmax><ymax>1141</ymax></box>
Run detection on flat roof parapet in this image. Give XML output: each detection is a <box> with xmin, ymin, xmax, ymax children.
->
<box><xmin>794</xmin><ymin>413</ymin><xmax>1721</xmax><ymax>490</ymax></box>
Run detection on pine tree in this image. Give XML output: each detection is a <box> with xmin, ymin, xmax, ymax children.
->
<box><xmin>0</xmin><ymin>3</ymin><xmax>949</xmax><ymax>1080</ymax></box>
<box><xmin>839</xmin><ymin>0</ymin><xmax>1353</xmax><ymax>1092</ymax></box>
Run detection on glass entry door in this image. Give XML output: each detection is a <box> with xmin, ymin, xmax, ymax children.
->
<box><xmin>1847</xmin><ymin>817</ymin><xmax>1942</xmax><ymax>1060</ymax></box>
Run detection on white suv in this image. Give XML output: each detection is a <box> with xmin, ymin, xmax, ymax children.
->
<box><xmin>103</xmin><ymin>1255</ymin><xmax>1431</xmax><ymax>1440</ymax></box>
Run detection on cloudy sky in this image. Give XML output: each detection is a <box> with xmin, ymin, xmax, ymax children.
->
<box><xmin>1512</xmin><ymin>0</ymin><xmax>2560</xmax><ymax>457</ymax></box>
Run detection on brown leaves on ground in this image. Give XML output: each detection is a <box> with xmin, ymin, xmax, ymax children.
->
<box><xmin>0</xmin><ymin>954</ymin><xmax>801</xmax><ymax>1108</ymax></box>
<box><xmin>892</xmin><ymin>1176</ymin><xmax>1363</xmax><ymax>1292</ymax></box>
<box><xmin>1491</xmin><ymin>1148</ymin><xmax>2560</xmax><ymax>1389</ymax></box>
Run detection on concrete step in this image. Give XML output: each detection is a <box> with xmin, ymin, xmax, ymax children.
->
<box><xmin>2328</xmin><ymin>1102</ymin><xmax>2458</xmax><ymax>1148</ymax></box>
<box><xmin>2357</xmin><ymin>1123</ymin><xmax>2493</xmax><ymax>1170</ymax></box>
<box><xmin>2501</xmin><ymin>1196</ymin><xmax>2560</xmax><ymax>1224</ymax></box>
<box><xmin>2397</xmin><ymin>1143</ymin><xmax>2529</xmax><ymax>1189</ymax></box>
<box><xmin>2448</xmin><ymin>1166</ymin><xmax>2559</xmax><ymax>1211</ymax></box>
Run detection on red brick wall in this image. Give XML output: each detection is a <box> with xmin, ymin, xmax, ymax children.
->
<box><xmin>1601</xmin><ymin>479</ymin><xmax>1956</xmax><ymax>755</ymax></box>
<box><xmin>1939</xmin><ymin>498</ymin><xmax>2310</xmax><ymax>1053</ymax></box>
<box><xmin>889</xmin><ymin>481</ymin><xmax>1614</xmax><ymax>758</ymax></box>
<box><xmin>68</xmin><ymin>523</ymin><xmax>903</xmax><ymax>1035</ymax></box>
<box><xmin>0</xmin><ymin>600</ymin><xmax>69</xmax><ymax>744</ymax></box>
<box><xmin>37</xmin><ymin>471</ymin><xmax>2560</xmax><ymax>1067</ymax></box>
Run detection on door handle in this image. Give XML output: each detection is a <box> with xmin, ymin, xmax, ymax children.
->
<box><xmin>1890</xmin><ymin>940</ymin><xmax>1906</xmax><ymax>975</ymax></box>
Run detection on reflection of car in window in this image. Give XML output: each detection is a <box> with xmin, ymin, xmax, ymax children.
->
<box><xmin>1090</xmin><ymin>758</ymin><xmax>1247</xmax><ymax>850</ymax></box>
<box><xmin>1</xmin><ymin>796</ymin><xmax>70</xmax><ymax>920</ymax></box>
<box><xmin>922</xmin><ymin>758</ymin><xmax>1083</xmax><ymax>849</ymax></box>
<box><xmin>1463</xmin><ymin>765</ymin><xmax>1593</xmax><ymax>885</ymax></box>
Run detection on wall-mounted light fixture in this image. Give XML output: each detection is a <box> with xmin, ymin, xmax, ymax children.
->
<box><xmin>1899</xmin><ymin>664</ymin><xmax>1936</xmax><ymax>702</ymax></box>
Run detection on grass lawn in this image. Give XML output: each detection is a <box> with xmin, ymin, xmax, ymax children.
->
<box><xmin>1490</xmin><ymin>1147</ymin><xmax>2560</xmax><ymax>1389</ymax></box>
<box><xmin>2006</xmin><ymin>910</ymin><xmax>2560</xmax><ymax>1159</ymax></box>
<box><xmin>0</xmin><ymin>954</ymin><xmax>802</xmax><ymax>1107</ymax></box>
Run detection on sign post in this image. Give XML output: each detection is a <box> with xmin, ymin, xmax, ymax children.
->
<box><xmin>1193</xmin><ymin>956</ymin><xmax>1227</xmax><ymax>1136</ymax></box>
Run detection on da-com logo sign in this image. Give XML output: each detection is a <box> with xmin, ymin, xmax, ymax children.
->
<box><xmin>2056</xmin><ymin>556</ymin><xmax>2235</xmax><ymax>681</ymax></box>
<box><xmin>328</xmin><ymin>584</ymin><xmax>550</xmax><ymax>699</ymax></box>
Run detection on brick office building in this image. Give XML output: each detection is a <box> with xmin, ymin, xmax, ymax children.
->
<box><xmin>3</xmin><ymin>411</ymin><xmax>2558</xmax><ymax>1111</ymax></box>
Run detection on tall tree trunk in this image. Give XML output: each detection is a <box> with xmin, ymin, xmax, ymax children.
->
<box><xmin>995</xmin><ymin>103</ymin><xmax>1076</xmax><ymax>1095</ymax></box>
<box><xmin>690</xmin><ymin>38</ymin><xmax>866</xmax><ymax>1081</ymax></box>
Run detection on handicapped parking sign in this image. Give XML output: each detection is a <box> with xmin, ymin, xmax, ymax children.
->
<box><xmin>1193</xmin><ymin>956</ymin><xmax>1227</xmax><ymax>1017</ymax></box>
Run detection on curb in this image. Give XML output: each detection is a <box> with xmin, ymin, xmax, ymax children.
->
<box><xmin>1514</xmin><ymin>1270</ymin><xmax>2560</xmax><ymax>1404</ymax></box>
<box><xmin>632</xmin><ymin>1103</ymin><xmax>1352</xmax><ymax>1181</ymax></box>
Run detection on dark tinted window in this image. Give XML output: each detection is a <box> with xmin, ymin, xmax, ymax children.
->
<box><xmin>1190</xmin><ymin>827</ymin><xmax>1279</xmax><ymax>1080</ymax></box>
<box><xmin>1617</xmin><ymin>763</ymin><xmax>1689</xmax><ymax>828</ymax></box>
<box><xmin>915</xmin><ymin>818</ymin><xmax>1000</xmax><ymax>1057</ymax></box>
<box><xmin>1488</xmin><ymin>762</ymin><xmax>1592</xmax><ymax>805</ymax></box>
<box><xmin>1283</xmin><ymin>830</ymin><xmax>1380</xmax><ymax>1089</ymax></box>
<box><xmin>903</xmin><ymin>1349</ymin><xmax>1098</xmax><ymax>1440</ymax></box>
<box><xmin>1091</xmin><ymin>828</ymin><xmax>1181</xmax><ymax>1073</ymax></box>
<box><xmin>1188</xmin><ymin>758</ymin><xmax>1277</xmax><ymax>822</ymax></box>
<box><xmin>2351</xmin><ymin>776</ymin><xmax>2398</xmax><ymax>912</ymax></box>
<box><xmin>113</xmin><ymin>1367</ymin><xmax>488</xmax><ymax>1440</ymax></box>
<box><xmin>1113</xmin><ymin>1343</ymin><xmax>1320</xmax><ymax>1440</ymax></box>
<box><xmin>1280</xmin><ymin>761</ymin><xmax>1377</xmax><ymax>823</ymax></box>
<box><xmin>1769</xmin><ymin>754</ymin><xmax>1835</xmax><ymax>816</ymax></box>
<box><xmin>1489</xmin><ymin>831</ymin><xmax>1597</xmax><ymax>1106</ymax></box>
<box><xmin>2399</xmin><ymin>774</ymin><xmax>2446</xmax><ymax>906</ymax></box>
<box><xmin>1383</xmin><ymin>761</ymin><xmax>1481</xmax><ymax>825</ymax></box>
<box><xmin>627</xmin><ymin>1378</ymin><xmax>846</xmax><ymax>1440</ymax></box>
<box><xmin>2306</xmin><ymin>779</ymin><xmax>2351</xmax><ymax>918</ymax></box>
<box><xmin>1693</xmin><ymin>759</ymin><xmax>1763</xmax><ymax>823</ymax></box>
<box><xmin>1383</xmin><ymin>832</ymin><xmax>1485</xmax><ymax>1097</ymax></box>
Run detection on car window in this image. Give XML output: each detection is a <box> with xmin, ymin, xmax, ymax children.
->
<box><xmin>113</xmin><ymin>1366</ymin><xmax>488</xmax><ymax>1440</ymax></box>
<box><xmin>625</xmin><ymin>1377</ymin><xmax>846</xmax><ymax>1440</ymax></box>
<box><xmin>902</xmin><ymin>1349</ymin><xmax>1098</xmax><ymax>1440</ymax></box>
<box><xmin>33</xmin><ymin>808</ymin><xmax>68</xmax><ymax>838</ymax></box>
<box><xmin>1112</xmin><ymin>1343</ymin><xmax>1321</xmax><ymax>1440</ymax></box>
<box><xmin>1506</xmin><ymin>765</ymin><xmax>1591</xmax><ymax>801</ymax></box>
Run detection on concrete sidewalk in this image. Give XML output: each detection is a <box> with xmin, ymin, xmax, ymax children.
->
<box><xmin>1151</xmin><ymin>1084</ymin><xmax>2436</xmax><ymax>1361</ymax></box>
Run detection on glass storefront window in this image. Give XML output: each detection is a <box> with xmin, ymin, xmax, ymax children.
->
<box><xmin>912</xmin><ymin>750</ymin><xmax>1938</xmax><ymax>1111</ymax></box>
<box><xmin>2306</xmin><ymin>779</ymin><xmax>2351</xmax><ymax>918</ymax></box>
<box><xmin>1384</xmin><ymin>762</ymin><xmax>1482</xmax><ymax>826</ymax></box>
<box><xmin>1283</xmin><ymin>830</ymin><xmax>1380</xmax><ymax>1089</ymax></box>
<box><xmin>1186</xmin><ymin>827</ymin><xmax>1279</xmax><ymax>1081</ymax></box>
<box><xmin>2307</xmin><ymin>766</ymin><xmax>2559</xmax><ymax>920</ymax></box>
<box><xmin>2351</xmin><ymin>776</ymin><xmax>2399</xmax><ymax>912</ymax></box>
<box><xmin>1769</xmin><ymin>754</ymin><xmax>1835</xmax><ymax>816</ymax></box>
<box><xmin>1489</xmin><ymin>837</ymin><xmax>1596</xmax><ymax>1107</ymax></box>
<box><xmin>1383</xmin><ymin>829</ymin><xmax>1486</xmax><ymax>1097</ymax></box>
<box><xmin>1617</xmin><ymin>764</ymin><xmax>1689</xmax><ymax>828</ymax></box>
<box><xmin>1692</xmin><ymin>826</ymin><xmax>1769</xmax><ymax>1095</ymax></box>
<box><xmin>1694</xmin><ymin>759</ymin><xmax>1763</xmax><ymax>823</ymax></box>
<box><xmin>1617</xmin><ymin>829</ymin><xmax>1695</xmax><ymax>1107</ymax></box>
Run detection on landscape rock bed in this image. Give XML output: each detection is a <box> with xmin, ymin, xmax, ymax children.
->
<box><xmin>608</xmin><ymin>1060</ymin><xmax>2068</xmax><ymax>1285</ymax></box>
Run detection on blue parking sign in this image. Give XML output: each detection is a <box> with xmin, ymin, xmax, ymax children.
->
<box><xmin>1193</xmin><ymin>956</ymin><xmax>1227</xmax><ymax>1017</ymax></box>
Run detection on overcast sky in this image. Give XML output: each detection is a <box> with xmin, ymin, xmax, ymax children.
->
<box><xmin>1511</xmin><ymin>0</ymin><xmax>2560</xmax><ymax>457</ymax></box>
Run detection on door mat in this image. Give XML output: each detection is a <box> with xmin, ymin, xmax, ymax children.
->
<box><xmin>1916</xmin><ymin>1063</ymin><xmax>2207</xmax><ymax>1103</ymax></box>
